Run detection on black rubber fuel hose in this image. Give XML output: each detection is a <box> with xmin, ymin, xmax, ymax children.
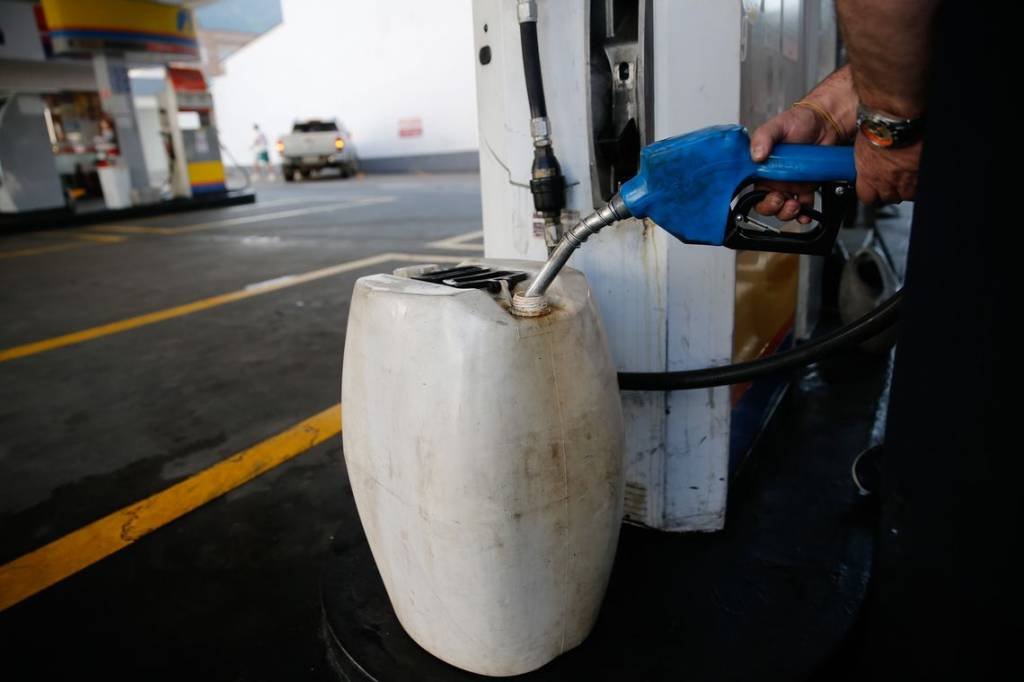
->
<box><xmin>519</xmin><ymin>21</ymin><xmax>547</xmax><ymax>120</ymax></box>
<box><xmin>618</xmin><ymin>290</ymin><xmax>903</xmax><ymax>391</ymax></box>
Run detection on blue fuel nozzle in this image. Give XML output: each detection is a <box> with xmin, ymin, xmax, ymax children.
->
<box><xmin>520</xmin><ymin>125</ymin><xmax>858</xmax><ymax>302</ymax></box>
<box><xmin>619</xmin><ymin>124</ymin><xmax>856</xmax><ymax>254</ymax></box>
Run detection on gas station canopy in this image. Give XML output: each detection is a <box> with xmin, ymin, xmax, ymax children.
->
<box><xmin>40</xmin><ymin>0</ymin><xmax>204</xmax><ymax>61</ymax></box>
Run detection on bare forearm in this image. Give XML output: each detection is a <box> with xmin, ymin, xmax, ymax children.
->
<box><xmin>836</xmin><ymin>0</ymin><xmax>939</xmax><ymax>118</ymax></box>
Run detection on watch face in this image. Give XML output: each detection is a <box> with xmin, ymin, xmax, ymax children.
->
<box><xmin>860</xmin><ymin>119</ymin><xmax>895</xmax><ymax>148</ymax></box>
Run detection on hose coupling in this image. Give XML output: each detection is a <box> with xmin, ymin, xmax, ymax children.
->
<box><xmin>530</xmin><ymin>117</ymin><xmax>551</xmax><ymax>146</ymax></box>
<box><xmin>517</xmin><ymin>0</ymin><xmax>538</xmax><ymax>23</ymax></box>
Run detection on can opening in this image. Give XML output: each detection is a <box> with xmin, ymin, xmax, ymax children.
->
<box><xmin>510</xmin><ymin>292</ymin><xmax>550</xmax><ymax>317</ymax></box>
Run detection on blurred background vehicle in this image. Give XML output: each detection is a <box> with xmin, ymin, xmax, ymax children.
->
<box><xmin>277</xmin><ymin>119</ymin><xmax>359</xmax><ymax>182</ymax></box>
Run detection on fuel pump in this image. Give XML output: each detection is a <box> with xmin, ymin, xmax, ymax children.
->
<box><xmin>162</xmin><ymin>66</ymin><xmax>226</xmax><ymax>198</ymax></box>
<box><xmin>471</xmin><ymin>0</ymin><xmax>883</xmax><ymax>532</ymax></box>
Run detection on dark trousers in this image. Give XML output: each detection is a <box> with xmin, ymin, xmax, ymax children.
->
<box><xmin>864</xmin><ymin>3</ymin><xmax>1005</xmax><ymax>676</ymax></box>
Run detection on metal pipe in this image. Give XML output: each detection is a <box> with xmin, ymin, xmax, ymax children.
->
<box><xmin>521</xmin><ymin>194</ymin><xmax>630</xmax><ymax>300</ymax></box>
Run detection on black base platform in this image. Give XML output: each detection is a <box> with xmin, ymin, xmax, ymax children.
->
<box><xmin>0</xmin><ymin>189</ymin><xmax>256</xmax><ymax>232</ymax></box>
<box><xmin>321</xmin><ymin>352</ymin><xmax>889</xmax><ymax>681</ymax></box>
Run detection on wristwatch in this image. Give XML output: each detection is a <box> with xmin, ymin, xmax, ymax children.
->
<box><xmin>856</xmin><ymin>104</ymin><xmax>925</xmax><ymax>149</ymax></box>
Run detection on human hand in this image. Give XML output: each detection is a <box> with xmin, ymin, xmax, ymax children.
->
<box><xmin>748</xmin><ymin>66</ymin><xmax>857</xmax><ymax>223</ymax></box>
<box><xmin>852</xmin><ymin>134</ymin><xmax>921</xmax><ymax>204</ymax></box>
<box><xmin>749</xmin><ymin>105</ymin><xmax>838</xmax><ymax>223</ymax></box>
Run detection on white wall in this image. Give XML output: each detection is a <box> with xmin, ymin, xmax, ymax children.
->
<box><xmin>209</xmin><ymin>0</ymin><xmax>479</xmax><ymax>167</ymax></box>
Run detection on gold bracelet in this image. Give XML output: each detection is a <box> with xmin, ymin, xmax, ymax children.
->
<box><xmin>791</xmin><ymin>100</ymin><xmax>846</xmax><ymax>141</ymax></box>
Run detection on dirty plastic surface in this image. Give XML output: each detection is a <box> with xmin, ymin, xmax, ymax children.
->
<box><xmin>340</xmin><ymin>259</ymin><xmax>625</xmax><ymax>676</ymax></box>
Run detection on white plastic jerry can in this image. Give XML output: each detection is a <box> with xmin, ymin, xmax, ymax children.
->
<box><xmin>341</xmin><ymin>258</ymin><xmax>625</xmax><ymax>677</ymax></box>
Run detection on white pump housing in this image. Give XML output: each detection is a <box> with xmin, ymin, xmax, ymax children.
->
<box><xmin>471</xmin><ymin>0</ymin><xmax>839</xmax><ymax>532</ymax></box>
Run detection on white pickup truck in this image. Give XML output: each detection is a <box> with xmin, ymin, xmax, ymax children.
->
<box><xmin>276</xmin><ymin>119</ymin><xmax>359</xmax><ymax>181</ymax></box>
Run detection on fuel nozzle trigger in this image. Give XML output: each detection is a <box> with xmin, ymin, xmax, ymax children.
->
<box><xmin>726</xmin><ymin>182</ymin><xmax>856</xmax><ymax>255</ymax></box>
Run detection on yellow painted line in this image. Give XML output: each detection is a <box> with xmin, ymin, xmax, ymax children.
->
<box><xmin>0</xmin><ymin>252</ymin><xmax>390</xmax><ymax>362</ymax></box>
<box><xmin>67</xmin><ymin>232</ymin><xmax>127</xmax><ymax>244</ymax></box>
<box><xmin>0</xmin><ymin>242</ymin><xmax>91</xmax><ymax>259</ymax></box>
<box><xmin>0</xmin><ymin>252</ymin><xmax>466</xmax><ymax>363</ymax></box>
<box><xmin>0</xmin><ymin>404</ymin><xmax>343</xmax><ymax>613</ymax></box>
<box><xmin>88</xmin><ymin>224</ymin><xmax>181</xmax><ymax>235</ymax></box>
<box><xmin>0</xmin><ymin>232</ymin><xmax>125</xmax><ymax>257</ymax></box>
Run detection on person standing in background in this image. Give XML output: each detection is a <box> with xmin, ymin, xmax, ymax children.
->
<box><xmin>251</xmin><ymin>123</ymin><xmax>274</xmax><ymax>181</ymax></box>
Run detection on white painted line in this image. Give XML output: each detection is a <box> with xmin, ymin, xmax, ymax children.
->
<box><xmin>86</xmin><ymin>197</ymin><xmax>398</xmax><ymax>237</ymax></box>
<box><xmin>176</xmin><ymin>197</ymin><xmax>395</xmax><ymax>233</ymax></box>
<box><xmin>245</xmin><ymin>274</ymin><xmax>297</xmax><ymax>291</ymax></box>
<box><xmin>244</xmin><ymin>252</ymin><xmax>465</xmax><ymax>294</ymax></box>
<box><xmin>387</xmin><ymin>253</ymin><xmax>468</xmax><ymax>264</ymax></box>
<box><xmin>426</xmin><ymin>230</ymin><xmax>485</xmax><ymax>251</ymax></box>
<box><xmin>244</xmin><ymin>197</ymin><xmax>346</xmax><ymax>208</ymax></box>
<box><xmin>233</xmin><ymin>195</ymin><xmax>384</xmax><ymax>211</ymax></box>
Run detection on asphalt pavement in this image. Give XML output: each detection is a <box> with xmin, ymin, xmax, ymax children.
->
<box><xmin>0</xmin><ymin>172</ymin><xmax>484</xmax><ymax>681</ymax></box>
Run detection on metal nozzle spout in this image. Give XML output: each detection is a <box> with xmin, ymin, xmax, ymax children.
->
<box><xmin>519</xmin><ymin>194</ymin><xmax>630</xmax><ymax>303</ymax></box>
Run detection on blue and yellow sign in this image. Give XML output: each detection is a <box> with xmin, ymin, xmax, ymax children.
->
<box><xmin>187</xmin><ymin>160</ymin><xmax>227</xmax><ymax>195</ymax></box>
<box><xmin>41</xmin><ymin>0</ymin><xmax>198</xmax><ymax>59</ymax></box>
